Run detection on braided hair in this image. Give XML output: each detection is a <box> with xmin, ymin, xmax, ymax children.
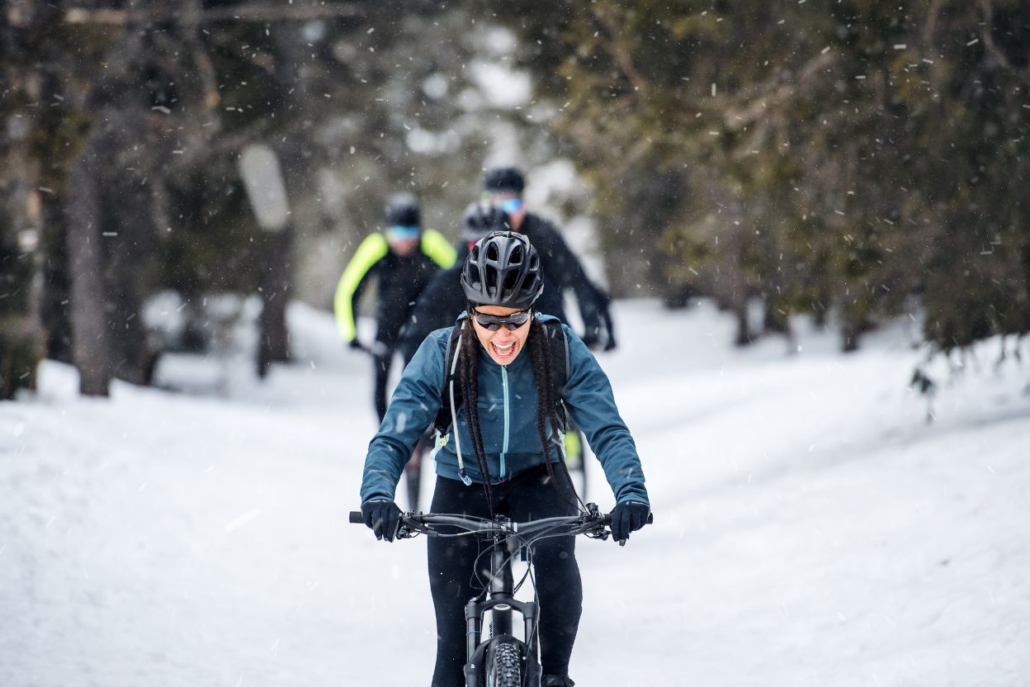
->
<box><xmin>458</xmin><ymin>316</ymin><xmax>579</xmax><ymax>512</ymax></box>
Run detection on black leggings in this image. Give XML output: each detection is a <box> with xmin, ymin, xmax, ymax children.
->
<box><xmin>427</xmin><ymin>465</ymin><xmax>582</xmax><ymax>687</ymax></box>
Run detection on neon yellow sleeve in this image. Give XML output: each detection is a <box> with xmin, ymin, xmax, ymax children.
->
<box><xmin>334</xmin><ymin>233</ymin><xmax>389</xmax><ymax>341</ymax></box>
<box><xmin>420</xmin><ymin>228</ymin><xmax>457</xmax><ymax>268</ymax></box>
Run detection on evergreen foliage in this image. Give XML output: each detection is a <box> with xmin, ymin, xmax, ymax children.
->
<box><xmin>4</xmin><ymin>1</ymin><xmax>1028</xmax><ymax>397</ymax></box>
<box><xmin>488</xmin><ymin>0</ymin><xmax>1030</xmax><ymax>351</ymax></box>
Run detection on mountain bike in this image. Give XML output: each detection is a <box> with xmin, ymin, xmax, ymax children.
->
<box><xmin>349</xmin><ymin>503</ymin><xmax>651</xmax><ymax>687</ymax></box>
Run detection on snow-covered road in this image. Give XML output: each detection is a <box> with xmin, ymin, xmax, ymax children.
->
<box><xmin>2</xmin><ymin>300</ymin><xmax>1028</xmax><ymax>686</ymax></box>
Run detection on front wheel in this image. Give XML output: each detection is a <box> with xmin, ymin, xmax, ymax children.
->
<box><xmin>485</xmin><ymin>640</ymin><xmax>521</xmax><ymax>687</ymax></box>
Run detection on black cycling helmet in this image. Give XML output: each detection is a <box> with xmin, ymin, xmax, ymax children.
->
<box><xmin>384</xmin><ymin>192</ymin><xmax>420</xmax><ymax>227</ymax></box>
<box><xmin>461</xmin><ymin>202</ymin><xmax>511</xmax><ymax>241</ymax></box>
<box><xmin>483</xmin><ymin>166</ymin><xmax>525</xmax><ymax>195</ymax></box>
<box><xmin>461</xmin><ymin>230</ymin><xmax>543</xmax><ymax>309</ymax></box>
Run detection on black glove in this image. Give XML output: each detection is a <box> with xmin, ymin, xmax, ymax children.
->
<box><xmin>601</xmin><ymin>312</ymin><xmax>617</xmax><ymax>351</ymax></box>
<box><xmin>586</xmin><ymin>280</ymin><xmax>617</xmax><ymax>352</ymax></box>
<box><xmin>361</xmin><ymin>499</ymin><xmax>402</xmax><ymax>542</ymax></box>
<box><xmin>580</xmin><ymin>328</ymin><xmax>601</xmax><ymax>350</ymax></box>
<box><xmin>348</xmin><ymin>339</ymin><xmax>366</xmax><ymax>352</ymax></box>
<box><xmin>596</xmin><ymin>294</ymin><xmax>617</xmax><ymax>351</ymax></box>
<box><xmin>609</xmin><ymin>501</ymin><xmax>650</xmax><ymax>543</ymax></box>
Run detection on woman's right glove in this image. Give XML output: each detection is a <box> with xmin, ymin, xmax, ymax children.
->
<box><xmin>361</xmin><ymin>498</ymin><xmax>402</xmax><ymax>542</ymax></box>
<box><xmin>609</xmin><ymin>501</ymin><xmax>650</xmax><ymax>543</ymax></box>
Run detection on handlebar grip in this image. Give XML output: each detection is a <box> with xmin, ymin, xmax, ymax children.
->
<box><xmin>349</xmin><ymin>511</ymin><xmax>364</xmax><ymax>524</ymax></box>
<box><xmin>600</xmin><ymin>512</ymin><xmax>655</xmax><ymax>525</ymax></box>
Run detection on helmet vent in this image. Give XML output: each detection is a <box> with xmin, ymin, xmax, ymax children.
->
<box><xmin>502</xmin><ymin>271</ymin><xmax>519</xmax><ymax>296</ymax></box>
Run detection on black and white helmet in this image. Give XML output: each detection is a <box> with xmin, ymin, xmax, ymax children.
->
<box><xmin>384</xmin><ymin>193</ymin><xmax>420</xmax><ymax>227</ymax></box>
<box><xmin>461</xmin><ymin>230</ymin><xmax>543</xmax><ymax>309</ymax></box>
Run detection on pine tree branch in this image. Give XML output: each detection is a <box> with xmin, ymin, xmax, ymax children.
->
<box><xmin>978</xmin><ymin>0</ymin><xmax>1022</xmax><ymax>71</ymax></box>
<box><xmin>591</xmin><ymin>8</ymin><xmax>648</xmax><ymax>102</ymax></box>
<box><xmin>721</xmin><ymin>51</ymin><xmax>838</xmax><ymax>132</ymax></box>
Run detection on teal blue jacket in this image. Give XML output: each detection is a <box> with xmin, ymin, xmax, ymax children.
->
<box><xmin>359</xmin><ymin>314</ymin><xmax>649</xmax><ymax>505</ymax></box>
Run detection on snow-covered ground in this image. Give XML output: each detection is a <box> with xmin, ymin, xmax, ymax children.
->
<box><xmin>1</xmin><ymin>299</ymin><xmax>1028</xmax><ymax>687</ymax></box>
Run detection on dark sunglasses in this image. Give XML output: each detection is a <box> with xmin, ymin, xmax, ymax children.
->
<box><xmin>471</xmin><ymin>309</ymin><xmax>533</xmax><ymax>331</ymax></box>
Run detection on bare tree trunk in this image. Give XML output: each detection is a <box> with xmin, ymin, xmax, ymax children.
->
<box><xmin>257</xmin><ymin>228</ymin><xmax>292</xmax><ymax>378</ymax></box>
<box><xmin>251</xmin><ymin>37</ymin><xmax>307</xmax><ymax>379</ymax></box>
<box><xmin>35</xmin><ymin>61</ymin><xmax>80</xmax><ymax>365</ymax></box>
<box><xmin>40</xmin><ymin>188</ymin><xmax>73</xmax><ymax>362</ymax></box>
<box><xmin>840</xmin><ymin>308</ymin><xmax>872</xmax><ymax>353</ymax></box>
<box><xmin>103</xmin><ymin>108</ymin><xmax>158</xmax><ymax>385</ymax></box>
<box><xmin>762</xmin><ymin>296</ymin><xmax>791</xmax><ymax>336</ymax></box>
<box><xmin>733</xmin><ymin>299</ymin><xmax>754</xmax><ymax>347</ymax></box>
<box><xmin>841</xmin><ymin>323</ymin><xmax>865</xmax><ymax>353</ymax></box>
<box><xmin>66</xmin><ymin>147</ymin><xmax>113</xmax><ymax>396</ymax></box>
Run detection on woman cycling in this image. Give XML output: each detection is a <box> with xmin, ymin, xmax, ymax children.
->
<box><xmin>358</xmin><ymin>230</ymin><xmax>651</xmax><ymax>687</ymax></box>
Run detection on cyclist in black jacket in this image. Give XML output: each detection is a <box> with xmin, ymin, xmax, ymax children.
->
<box><xmin>334</xmin><ymin>193</ymin><xmax>455</xmax><ymax>423</ymax></box>
<box><xmin>483</xmin><ymin>166</ymin><xmax>616</xmax><ymax>351</ymax></box>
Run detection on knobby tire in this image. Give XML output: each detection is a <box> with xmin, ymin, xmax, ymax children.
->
<box><xmin>485</xmin><ymin>641</ymin><xmax>521</xmax><ymax>687</ymax></box>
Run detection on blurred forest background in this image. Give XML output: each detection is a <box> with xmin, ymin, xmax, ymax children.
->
<box><xmin>1</xmin><ymin>0</ymin><xmax>1028</xmax><ymax>398</ymax></box>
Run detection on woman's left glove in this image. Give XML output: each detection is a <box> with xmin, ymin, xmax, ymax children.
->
<box><xmin>361</xmin><ymin>499</ymin><xmax>402</xmax><ymax>542</ymax></box>
<box><xmin>609</xmin><ymin>501</ymin><xmax>650</xmax><ymax>543</ymax></box>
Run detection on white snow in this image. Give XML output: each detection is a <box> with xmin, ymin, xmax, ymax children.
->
<box><xmin>2</xmin><ymin>299</ymin><xmax>1028</xmax><ymax>686</ymax></box>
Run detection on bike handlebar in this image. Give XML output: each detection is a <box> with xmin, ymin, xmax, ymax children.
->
<box><xmin>349</xmin><ymin>504</ymin><xmax>653</xmax><ymax>544</ymax></box>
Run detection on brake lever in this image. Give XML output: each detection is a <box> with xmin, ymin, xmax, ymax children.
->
<box><xmin>395</xmin><ymin>517</ymin><xmax>429</xmax><ymax>539</ymax></box>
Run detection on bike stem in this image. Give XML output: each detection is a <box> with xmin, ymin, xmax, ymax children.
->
<box><xmin>490</xmin><ymin>533</ymin><xmax>515</xmax><ymax>636</ymax></box>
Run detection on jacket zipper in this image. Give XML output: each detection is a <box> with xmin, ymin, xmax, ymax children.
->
<box><xmin>500</xmin><ymin>365</ymin><xmax>510</xmax><ymax>479</ymax></box>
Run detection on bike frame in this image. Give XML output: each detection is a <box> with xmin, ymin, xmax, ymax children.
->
<box><xmin>462</xmin><ymin>522</ymin><xmax>541</xmax><ymax>687</ymax></box>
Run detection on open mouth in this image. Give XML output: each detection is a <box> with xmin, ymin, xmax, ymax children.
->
<box><xmin>491</xmin><ymin>341</ymin><xmax>517</xmax><ymax>358</ymax></box>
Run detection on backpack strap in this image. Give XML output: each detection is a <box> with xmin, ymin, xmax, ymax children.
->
<box><xmin>434</xmin><ymin>321</ymin><xmax>465</xmax><ymax>436</ymax></box>
<box><xmin>543</xmin><ymin>320</ymin><xmax>570</xmax><ymax>431</ymax></box>
<box><xmin>434</xmin><ymin>319</ymin><xmax>472</xmax><ymax>484</ymax></box>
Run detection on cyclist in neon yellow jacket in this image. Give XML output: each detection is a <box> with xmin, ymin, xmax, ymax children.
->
<box><xmin>334</xmin><ymin>193</ymin><xmax>455</xmax><ymax>422</ymax></box>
